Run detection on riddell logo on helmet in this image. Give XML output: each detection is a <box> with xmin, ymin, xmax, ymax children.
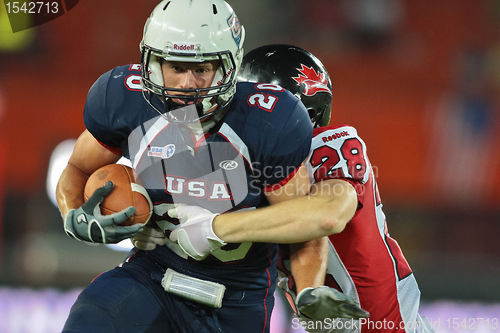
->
<box><xmin>322</xmin><ymin>131</ymin><xmax>349</xmax><ymax>142</ymax></box>
<box><xmin>172</xmin><ymin>43</ymin><xmax>196</xmax><ymax>51</ymax></box>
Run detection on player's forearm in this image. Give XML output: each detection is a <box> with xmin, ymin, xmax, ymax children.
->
<box><xmin>55</xmin><ymin>163</ymin><xmax>88</xmax><ymax>218</ymax></box>
<box><xmin>290</xmin><ymin>237</ymin><xmax>329</xmax><ymax>293</ymax></box>
<box><xmin>56</xmin><ymin>130</ymin><xmax>122</xmax><ymax>218</ymax></box>
<box><xmin>213</xmin><ymin>197</ymin><xmax>340</xmax><ymax>243</ymax></box>
<box><xmin>213</xmin><ymin>179</ymin><xmax>357</xmax><ymax>243</ymax></box>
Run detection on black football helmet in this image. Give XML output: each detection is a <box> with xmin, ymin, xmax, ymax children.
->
<box><xmin>238</xmin><ymin>44</ymin><xmax>332</xmax><ymax>127</ymax></box>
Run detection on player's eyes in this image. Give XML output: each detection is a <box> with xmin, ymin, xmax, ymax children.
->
<box><xmin>195</xmin><ymin>67</ymin><xmax>210</xmax><ymax>74</ymax></box>
<box><xmin>168</xmin><ymin>64</ymin><xmax>212</xmax><ymax>75</ymax></box>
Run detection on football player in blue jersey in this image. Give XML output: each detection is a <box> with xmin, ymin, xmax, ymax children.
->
<box><xmin>55</xmin><ymin>1</ymin><xmax>360</xmax><ymax>332</ymax></box>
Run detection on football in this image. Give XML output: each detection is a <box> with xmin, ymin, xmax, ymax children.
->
<box><xmin>84</xmin><ymin>164</ymin><xmax>153</xmax><ymax>226</ymax></box>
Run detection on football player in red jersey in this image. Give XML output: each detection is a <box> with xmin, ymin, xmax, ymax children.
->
<box><xmin>238</xmin><ymin>44</ymin><xmax>434</xmax><ymax>333</ymax></box>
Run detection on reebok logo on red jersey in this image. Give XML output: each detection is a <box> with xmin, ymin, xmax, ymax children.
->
<box><xmin>322</xmin><ymin>131</ymin><xmax>349</xmax><ymax>143</ymax></box>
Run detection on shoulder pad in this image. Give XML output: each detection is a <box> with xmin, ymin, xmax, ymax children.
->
<box><xmin>84</xmin><ymin>64</ymin><xmax>146</xmax><ymax>149</ymax></box>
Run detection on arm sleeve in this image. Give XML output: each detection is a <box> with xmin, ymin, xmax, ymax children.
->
<box><xmin>83</xmin><ymin>69</ymin><xmax>125</xmax><ymax>151</ymax></box>
<box><xmin>308</xmin><ymin>126</ymin><xmax>372</xmax><ymax>208</ymax></box>
<box><xmin>261</xmin><ymin>100</ymin><xmax>313</xmax><ymax>191</ymax></box>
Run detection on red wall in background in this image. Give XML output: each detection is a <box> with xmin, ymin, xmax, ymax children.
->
<box><xmin>1</xmin><ymin>0</ymin><xmax>153</xmax><ymax>191</ymax></box>
<box><xmin>1</xmin><ymin>0</ymin><xmax>499</xmax><ymax>208</ymax></box>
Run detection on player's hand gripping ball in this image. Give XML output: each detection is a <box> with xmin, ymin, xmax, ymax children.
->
<box><xmin>64</xmin><ymin>164</ymin><xmax>153</xmax><ymax>244</ymax></box>
<box><xmin>84</xmin><ymin>164</ymin><xmax>153</xmax><ymax>226</ymax></box>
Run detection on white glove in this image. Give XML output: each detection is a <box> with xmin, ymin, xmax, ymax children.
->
<box><xmin>168</xmin><ymin>205</ymin><xmax>226</xmax><ymax>261</ymax></box>
<box><xmin>296</xmin><ymin>286</ymin><xmax>369</xmax><ymax>320</ymax></box>
<box><xmin>130</xmin><ymin>224</ymin><xmax>167</xmax><ymax>250</ymax></box>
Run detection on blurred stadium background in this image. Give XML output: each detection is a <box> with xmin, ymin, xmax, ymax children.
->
<box><xmin>0</xmin><ymin>0</ymin><xmax>499</xmax><ymax>332</ymax></box>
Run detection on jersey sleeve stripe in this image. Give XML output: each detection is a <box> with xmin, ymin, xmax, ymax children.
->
<box><xmin>96</xmin><ymin>140</ymin><xmax>122</xmax><ymax>155</ymax></box>
<box><xmin>338</xmin><ymin>177</ymin><xmax>365</xmax><ymax>209</ymax></box>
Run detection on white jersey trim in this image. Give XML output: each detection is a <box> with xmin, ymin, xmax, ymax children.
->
<box><xmin>325</xmin><ymin>242</ymin><xmax>362</xmax><ymax>333</ymax></box>
<box><xmin>131</xmin><ymin>116</ymin><xmax>170</xmax><ymax>170</ymax></box>
<box><xmin>218</xmin><ymin>123</ymin><xmax>253</xmax><ymax>171</ymax></box>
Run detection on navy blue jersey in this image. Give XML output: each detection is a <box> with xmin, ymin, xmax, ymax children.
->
<box><xmin>83</xmin><ymin>64</ymin><xmax>312</xmax><ymax>290</ymax></box>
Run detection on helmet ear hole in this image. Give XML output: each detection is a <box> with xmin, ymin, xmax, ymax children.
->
<box><xmin>149</xmin><ymin>54</ymin><xmax>164</xmax><ymax>87</ymax></box>
<box><xmin>318</xmin><ymin>104</ymin><xmax>332</xmax><ymax>127</ymax></box>
<box><xmin>298</xmin><ymin>83</ymin><xmax>306</xmax><ymax>96</ymax></box>
<box><xmin>307</xmin><ymin>108</ymin><xmax>316</xmax><ymax>120</ymax></box>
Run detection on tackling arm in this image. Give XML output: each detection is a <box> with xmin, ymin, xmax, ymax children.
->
<box><xmin>167</xmin><ymin>166</ymin><xmax>357</xmax><ymax>259</ymax></box>
<box><xmin>288</xmin><ymin>177</ymin><xmax>356</xmax><ymax>293</ymax></box>
<box><xmin>212</xmin><ymin>175</ymin><xmax>358</xmax><ymax>244</ymax></box>
<box><xmin>287</xmin><ymin>179</ymin><xmax>369</xmax><ymax>320</ymax></box>
<box><xmin>290</xmin><ymin>238</ymin><xmax>329</xmax><ymax>293</ymax></box>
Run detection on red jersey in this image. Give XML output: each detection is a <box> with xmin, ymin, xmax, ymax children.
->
<box><xmin>278</xmin><ymin>125</ymin><xmax>432</xmax><ymax>333</ymax></box>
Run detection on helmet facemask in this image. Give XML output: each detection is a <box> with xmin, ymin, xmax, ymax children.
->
<box><xmin>295</xmin><ymin>84</ymin><xmax>332</xmax><ymax>128</ymax></box>
<box><xmin>141</xmin><ymin>44</ymin><xmax>240</xmax><ymax>128</ymax></box>
<box><xmin>139</xmin><ymin>0</ymin><xmax>245</xmax><ymax>132</ymax></box>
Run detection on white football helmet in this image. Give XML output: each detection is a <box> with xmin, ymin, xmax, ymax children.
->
<box><xmin>140</xmin><ymin>0</ymin><xmax>245</xmax><ymax>126</ymax></box>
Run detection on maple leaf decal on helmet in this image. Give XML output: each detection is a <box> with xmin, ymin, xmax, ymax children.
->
<box><xmin>292</xmin><ymin>64</ymin><xmax>332</xmax><ymax>96</ymax></box>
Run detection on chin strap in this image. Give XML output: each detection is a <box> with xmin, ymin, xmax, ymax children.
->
<box><xmin>144</xmin><ymin>90</ymin><xmax>232</xmax><ymax>134</ymax></box>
